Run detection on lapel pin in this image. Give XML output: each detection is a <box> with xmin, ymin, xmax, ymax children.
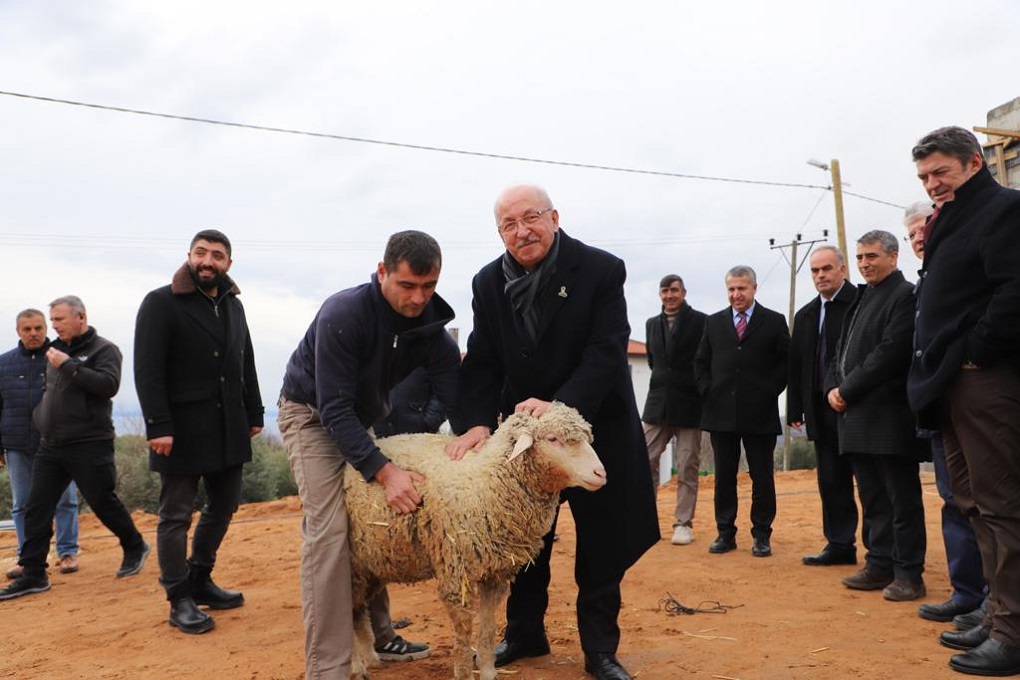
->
<box><xmin>558</xmin><ymin>286</ymin><xmax>568</xmax><ymax>298</ymax></box>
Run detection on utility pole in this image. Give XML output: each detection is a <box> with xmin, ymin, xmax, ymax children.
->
<box><xmin>769</xmin><ymin>232</ymin><xmax>829</xmax><ymax>471</ymax></box>
<box><xmin>807</xmin><ymin>159</ymin><xmax>850</xmax><ymax>278</ymax></box>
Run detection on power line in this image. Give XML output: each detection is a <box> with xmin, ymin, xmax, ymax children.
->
<box><xmin>0</xmin><ymin>89</ymin><xmax>903</xmax><ymax>207</ymax></box>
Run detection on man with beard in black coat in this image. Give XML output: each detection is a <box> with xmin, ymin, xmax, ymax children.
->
<box><xmin>134</xmin><ymin>229</ymin><xmax>264</xmax><ymax>634</ymax></box>
<box><xmin>447</xmin><ymin>184</ymin><xmax>659</xmax><ymax>680</ymax></box>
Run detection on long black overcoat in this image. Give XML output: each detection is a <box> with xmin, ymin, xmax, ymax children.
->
<box><xmin>786</xmin><ymin>282</ymin><xmax>857</xmax><ymax>440</ymax></box>
<box><xmin>695</xmin><ymin>303</ymin><xmax>789</xmax><ymax>435</ymax></box>
<box><xmin>825</xmin><ymin>271</ymin><xmax>921</xmax><ymax>459</ymax></box>
<box><xmin>134</xmin><ymin>265</ymin><xmax>264</xmax><ymax>474</ymax></box>
<box><xmin>641</xmin><ymin>301</ymin><xmax>706</xmax><ymax>428</ymax></box>
<box><xmin>457</xmin><ymin>230</ymin><xmax>660</xmax><ymax>582</ymax></box>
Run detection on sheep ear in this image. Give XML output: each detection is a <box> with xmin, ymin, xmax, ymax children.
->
<box><xmin>507</xmin><ymin>433</ymin><xmax>534</xmax><ymax>462</ymax></box>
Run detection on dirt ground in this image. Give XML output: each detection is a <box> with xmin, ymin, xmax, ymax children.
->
<box><xmin>1</xmin><ymin>469</ymin><xmax>969</xmax><ymax>679</ymax></box>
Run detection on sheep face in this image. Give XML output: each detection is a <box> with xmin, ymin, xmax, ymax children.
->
<box><xmin>505</xmin><ymin>407</ymin><xmax>606</xmax><ymax>492</ymax></box>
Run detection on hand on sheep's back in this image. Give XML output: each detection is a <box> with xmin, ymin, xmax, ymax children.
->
<box><xmin>445</xmin><ymin>425</ymin><xmax>490</xmax><ymax>460</ymax></box>
<box><xmin>374</xmin><ymin>461</ymin><xmax>426</xmax><ymax>514</ymax></box>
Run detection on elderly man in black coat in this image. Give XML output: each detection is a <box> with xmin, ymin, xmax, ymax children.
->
<box><xmin>134</xmin><ymin>229</ymin><xmax>264</xmax><ymax>634</ymax></box>
<box><xmin>695</xmin><ymin>265</ymin><xmax>789</xmax><ymax>559</ymax></box>
<box><xmin>787</xmin><ymin>246</ymin><xmax>862</xmax><ymax>567</ymax></box>
<box><xmin>825</xmin><ymin>229</ymin><xmax>926</xmax><ymax>603</ymax></box>
<box><xmin>447</xmin><ymin>184</ymin><xmax>659</xmax><ymax>680</ymax></box>
<box><xmin>641</xmin><ymin>274</ymin><xmax>706</xmax><ymax>547</ymax></box>
<box><xmin>909</xmin><ymin>126</ymin><xmax>1020</xmax><ymax>676</ymax></box>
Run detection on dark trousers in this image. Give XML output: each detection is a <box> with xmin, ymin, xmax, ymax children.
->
<box><xmin>710</xmin><ymin>432</ymin><xmax>776</xmax><ymax>540</ymax></box>
<box><xmin>505</xmin><ymin>508</ymin><xmax>624</xmax><ymax>654</ymax></box>
<box><xmin>157</xmin><ymin>465</ymin><xmax>243</xmax><ymax>601</ymax></box>
<box><xmin>20</xmin><ymin>440</ymin><xmax>144</xmax><ymax>577</ymax></box>
<box><xmin>930</xmin><ymin>436</ymin><xmax>986</xmax><ymax>608</ymax></box>
<box><xmin>943</xmin><ymin>365</ymin><xmax>1020</xmax><ymax>646</ymax></box>
<box><xmin>812</xmin><ymin>400</ymin><xmax>860</xmax><ymax>550</ymax></box>
<box><xmin>849</xmin><ymin>452</ymin><xmax>926</xmax><ymax>581</ymax></box>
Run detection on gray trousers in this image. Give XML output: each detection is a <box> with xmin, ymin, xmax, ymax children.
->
<box><xmin>643</xmin><ymin>422</ymin><xmax>702</xmax><ymax>527</ymax></box>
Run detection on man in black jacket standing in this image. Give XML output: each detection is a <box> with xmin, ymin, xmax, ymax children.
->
<box><xmin>909</xmin><ymin>126</ymin><xmax>1020</xmax><ymax>676</ymax></box>
<box><xmin>826</xmin><ymin>230</ymin><xmax>926</xmax><ymax>603</ymax></box>
<box><xmin>280</xmin><ymin>231</ymin><xmax>459</xmax><ymax>679</ymax></box>
<box><xmin>134</xmin><ymin>229</ymin><xmax>265</xmax><ymax>634</ymax></box>
<box><xmin>0</xmin><ymin>296</ymin><xmax>149</xmax><ymax>601</ymax></box>
<box><xmin>447</xmin><ymin>184</ymin><xmax>658</xmax><ymax>680</ymax></box>
<box><xmin>695</xmin><ymin>266</ymin><xmax>789</xmax><ymax>559</ymax></box>
<box><xmin>641</xmin><ymin>274</ymin><xmax>706</xmax><ymax>546</ymax></box>
<box><xmin>787</xmin><ymin>246</ymin><xmax>861</xmax><ymax>566</ymax></box>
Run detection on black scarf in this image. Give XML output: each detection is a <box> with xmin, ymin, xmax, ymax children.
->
<box><xmin>502</xmin><ymin>231</ymin><xmax>561</xmax><ymax>344</ymax></box>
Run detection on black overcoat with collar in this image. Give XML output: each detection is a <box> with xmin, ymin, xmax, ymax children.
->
<box><xmin>786</xmin><ymin>282</ymin><xmax>857</xmax><ymax>441</ymax></box>
<box><xmin>908</xmin><ymin>165</ymin><xmax>1020</xmax><ymax>424</ymax></box>
<box><xmin>134</xmin><ymin>264</ymin><xmax>265</xmax><ymax>475</ymax></box>
<box><xmin>824</xmin><ymin>270</ymin><xmax>921</xmax><ymax>459</ymax></box>
<box><xmin>457</xmin><ymin>230</ymin><xmax>660</xmax><ymax>582</ymax></box>
<box><xmin>694</xmin><ymin>303</ymin><xmax>789</xmax><ymax>435</ymax></box>
<box><xmin>641</xmin><ymin>301</ymin><xmax>706</xmax><ymax>427</ymax></box>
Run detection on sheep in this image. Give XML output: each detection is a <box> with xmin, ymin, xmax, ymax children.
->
<box><xmin>344</xmin><ymin>404</ymin><xmax>607</xmax><ymax>680</ymax></box>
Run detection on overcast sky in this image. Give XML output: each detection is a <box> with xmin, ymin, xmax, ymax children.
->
<box><xmin>1</xmin><ymin>1</ymin><xmax>1017</xmax><ymax>422</ymax></box>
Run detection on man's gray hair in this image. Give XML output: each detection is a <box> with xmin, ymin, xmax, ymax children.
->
<box><xmin>493</xmin><ymin>184</ymin><xmax>553</xmax><ymax>222</ymax></box>
<box><xmin>911</xmin><ymin>126</ymin><xmax>984</xmax><ymax>167</ymax></box>
<box><xmin>903</xmin><ymin>201</ymin><xmax>934</xmax><ymax>226</ymax></box>
<box><xmin>812</xmin><ymin>244</ymin><xmax>844</xmax><ymax>266</ymax></box>
<box><xmin>857</xmin><ymin>230</ymin><xmax>899</xmax><ymax>254</ymax></box>
<box><xmin>16</xmin><ymin>308</ymin><xmax>45</xmax><ymax>323</ymax></box>
<box><xmin>49</xmin><ymin>295</ymin><xmax>86</xmax><ymax>315</ymax></box>
<box><xmin>725</xmin><ymin>265</ymin><xmax>757</xmax><ymax>285</ymax></box>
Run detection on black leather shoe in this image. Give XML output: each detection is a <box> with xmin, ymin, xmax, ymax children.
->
<box><xmin>751</xmin><ymin>536</ymin><xmax>772</xmax><ymax>557</ymax></box>
<box><xmin>584</xmin><ymin>652</ymin><xmax>632</xmax><ymax>680</ymax></box>
<box><xmin>709</xmin><ymin>536</ymin><xmax>737</xmax><ymax>554</ymax></box>
<box><xmin>954</xmin><ymin>602</ymin><xmax>988</xmax><ymax>631</ymax></box>
<box><xmin>918</xmin><ymin>599</ymin><xmax>979</xmax><ymax>623</ymax></box>
<box><xmin>494</xmin><ymin>637</ymin><xmax>550</xmax><ymax>667</ymax></box>
<box><xmin>169</xmin><ymin>597</ymin><xmax>215</xmax><ymax>634</ymax></box>
<box><xmin>802</xmin><ymin>546</ymin><xmax>857</xmax><ymax>566</ymax></box>
<box><xmin>192</xmin><ymin>577</ymin><xmax>245</xmax><ymax>610</ymax></box>
<box><xmin>950</xmin><ymin>638</ymin><xmax>1020</xmax><ymax>676</ymax></box>
<box><xmin>940</xmin><ymin>625</ymin><xmax>990</xmax><ymax>651</ymax></box>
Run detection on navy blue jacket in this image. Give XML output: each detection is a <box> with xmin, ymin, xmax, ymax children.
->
<box><xmin>372</xmin><ymin>366</ymin><xmax>448</xmax><ymax>437</ymax></box>
<box><xmin>0</xmin><ymin>340</ymin><xmax>50</xmax><ymax>454</ymax></box>
<box><xmin>281</xmin><ymin>274</ymin><xmax>460</xmax><ymax>481</ymax></box>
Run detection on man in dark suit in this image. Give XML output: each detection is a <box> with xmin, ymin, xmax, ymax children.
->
<box><xmin>826</xmin><ymin>230</ymin><xmax>926</xmax><ymax>603</ymax></box>
<box><xmin>641</xmin><ymin>274</ymin><xmax>706</xmax><ymax>547</ymax></box>
<box><xmin>909</xmin><ymin>126</ymin><xmax>1020</xmax><ymax>675</ymax></box>
<box><xmin>902</xmin><ymin>201</ymin><xmax>985</xmax><ymax>626</ymax></box>
<box><xmin>134</xmin><ymin>229</ymin><xmax>265</xmax><ymax>634</ymax></box>
<box><xmin>447</xmin><ymin>184</ymin><xmax>659</xmax><ymax>680</ymax></box>
<box><xmin>787</xmin><ymin>246</ymin><xmax>861</xmax><ymax>566</ymax></box>
<box><xmin>694</xmin><ymin>266</ymin><xmax>789</xmax><ymax>558</ymax></box>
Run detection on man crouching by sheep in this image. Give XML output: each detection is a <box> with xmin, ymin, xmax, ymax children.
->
<box><xmin>278</xmin><ymin>230</ymin><xmax>461</xmax><ymax>680</ymax></box>
<box><xmin>447</xmin><ymin>184</ymin><xmax>660</xmax><ymax>680</ymax></box>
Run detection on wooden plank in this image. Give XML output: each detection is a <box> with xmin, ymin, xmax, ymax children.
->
<box><xmin>975</xmin><ymin>125</ymin><xmax>1020</xmax><ymax>139</ymax></box>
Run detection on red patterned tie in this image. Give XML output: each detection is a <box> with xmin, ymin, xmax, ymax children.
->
<box><xmin>736</xmin><ymin>311</ymin><xmax>747</xmax><ymax>340</ymax></box>
<box><xmin>922</xmin><ymin>205</ymin><xmax>940</xmax><ymax>245</ymax></box>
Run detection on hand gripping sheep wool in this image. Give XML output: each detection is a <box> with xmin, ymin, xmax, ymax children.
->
<box><xmin>344</xmin><ymin>405</ymin><xmax>606</xmax><ymax>680</ymax></box>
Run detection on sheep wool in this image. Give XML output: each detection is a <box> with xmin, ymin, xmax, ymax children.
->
<box><xmin>344</xmin><ymin>404</ymin><xmax>605</xmax><ymax>680</ymax></box>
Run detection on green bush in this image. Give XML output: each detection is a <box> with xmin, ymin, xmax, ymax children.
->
<box><xmin>0</xmin><ymin>465</ymin><xmax>11</xmax><ymax>519</ymax></box>
<box><xmin>775</xmin><ymin>437</ymin><xmax>817</xmax><ymax>471</ymax></box>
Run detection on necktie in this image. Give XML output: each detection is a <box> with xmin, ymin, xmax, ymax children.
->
<box><xmin>735</xmin><ymin>311</ymin><xmax>747</xmax><ymax>340</ymax></box>
<box><xmin>922</xmin><ymin>205</ymin><xmax>941</xmax><ymax>245</ymax></box>
<box><xmin>816</xmin><ymin>301</ymin><xmax>827</xmax><ymax>390</ymax></box>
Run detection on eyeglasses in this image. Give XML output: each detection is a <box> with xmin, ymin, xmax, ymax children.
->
<box><xmin>498</xmin><ymin>207</ymin><xmax>554</xmax><ymax>234</ymax></box>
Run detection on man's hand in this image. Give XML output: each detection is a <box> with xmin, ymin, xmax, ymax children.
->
<box><xmin>445</xmin><ymin>425</ymin><xmax>490</xmax><ymax>461</ymax></box>
<box><xmin>374</xmin><ymin>462</ymin><xmax>425</xmax><ymax>514</ymax></box>
<box><xmin>827</xmin><ymin>388</ymin><xmax>847</xmax><ymax>413</ymax></box>
<box><xmin>249</xmin><ymin>426</ymin><xmax>263</xmax><ymax>437</ymax></box>
<box><xmin>790</xmin><ymin>421</ymin><xmax>804</xmax><ymax>431</ymax></box>
<box><xmin>149</xmin><ymin>435</ymin><xmax>174</xmax><ymax>456</ymax></box>
<box><xmin>514</xmin><ymin>398</ymin><xmax>555</xmax><ymax>418</ymax></box>
<box><xmin>46</xmin><ymin>347</ymin><xmax>70</xmax><ymax>368</ymax></box>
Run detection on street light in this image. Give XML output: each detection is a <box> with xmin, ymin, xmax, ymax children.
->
<box><xmin>807</xmin><ymin>158</ymin><xmax>849</xmax><ymax>274</ymax></box>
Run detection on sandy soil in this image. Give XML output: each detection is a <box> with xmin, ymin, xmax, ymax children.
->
<box><xmin>1</xmin><ymin>469</ymin><xmax>968</xmax><ymax>679</ymax></box>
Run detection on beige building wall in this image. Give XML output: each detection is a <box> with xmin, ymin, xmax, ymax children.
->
<box><xmin>985</xmin><ymin>97</ymin><xmax>1020</xmax><ymax>189</ymax></box>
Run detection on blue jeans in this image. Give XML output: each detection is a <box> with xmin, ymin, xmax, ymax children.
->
<box><xmin>6</xmin><ymin>450</ymin><xmax>79</xmax><ymax>557</ymax></box>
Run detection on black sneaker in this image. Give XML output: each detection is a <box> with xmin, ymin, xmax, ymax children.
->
<box><xmin>117</xmin><ymin>541</ymin><xmax>151</xmax><ymax>578</ymax></box>
<box><xmin>0</xmin><ymin>575</ymin><xmax>51</xmax><ymax>601</ymax></box>
<box><xmin>375</xmin><ymin>635</ymin><xmax>431</xmax><ymax>661</ymax></box>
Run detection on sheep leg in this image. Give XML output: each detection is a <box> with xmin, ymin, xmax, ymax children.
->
<box><xmin>476</xmin><ymin>578</ymin><xmax>509</xmax><ymax>680</ymax></box>
<box><xmin>440</xmin><ymin>582</ymin><xmax>476</xmax><ymax>680</ymax></box>
<box><xmin>350</xmin><ymin>604</ymin><xmax>376</xmax><ymax>679</ymax></box>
